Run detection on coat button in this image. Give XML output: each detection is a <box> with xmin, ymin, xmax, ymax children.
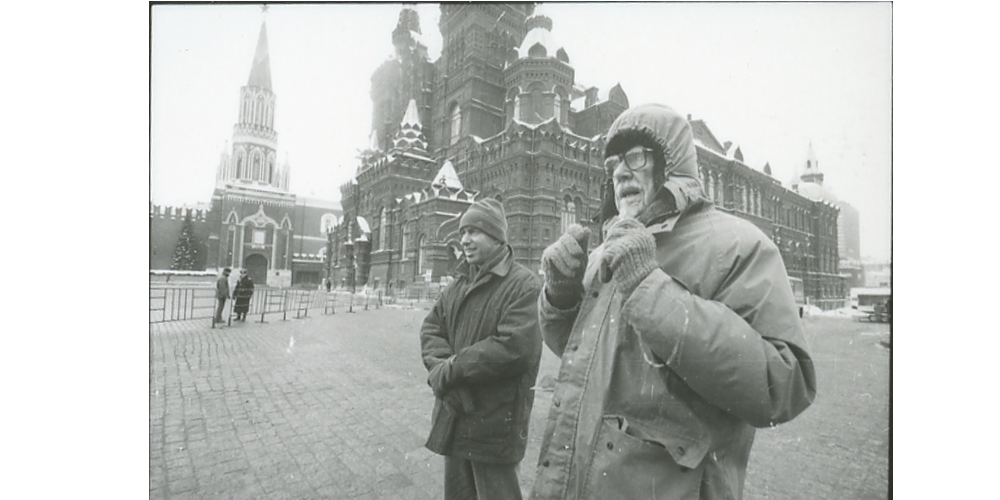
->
<box><xmin>677</xmin><ymin>446</ymin><xmax>685</xmax><ymax>456</ymax></box>
<box><xmin>592</xmin><ymin>291</ymin><xmax>599</xmax><ymax>298</ymax></box>
<box><xmin>553</xmin><ymin>399</ymin><xmax>561</xmax><ymax>407</ymax></box>
<box><xmin>542</xmin><ymin>460</ymin><xmax>550</xmax><ymax>467</ymax></box>
<box><xmin>607</xmin><ymin>442</ymin><xmax>614</xmax><ymax>450</ymax></box>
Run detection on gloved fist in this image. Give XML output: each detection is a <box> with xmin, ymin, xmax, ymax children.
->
<box><xmin>599</xmin><ymin>218</ymin><xmax>657</xmax><ymax>297</ymax></box>
<box><xmin>427</xmin><ymin>355</ymin><xmax>456</xmax><ymax>398</ymax></box>
<box><xmin>541</xmin><ymin>224</ymin><xmax>591</xmax><ymax>308</ymax></box>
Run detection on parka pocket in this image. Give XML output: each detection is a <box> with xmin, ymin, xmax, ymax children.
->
<box><xmin>459</xmin><ymin>382</ymin><xmax>518</xmax><ymax>440</ymax></box>
<box><xmin>582</xmin><ymin>417</ymin><xmax>704</xmax><ymax>500</ymax></box>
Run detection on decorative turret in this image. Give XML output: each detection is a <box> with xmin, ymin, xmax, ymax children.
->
<box><xmin>517</xmin><ymin>6</ymin><xmax>569</xmax><ymax>63</ymax></box>
<box><xmin>391</xmin><ymin>99</ymin><xmax>429</xmax><ymax>155</ymax></box>
<box><xmin>505</xmin><ymin>5</ymin><xmax>575</xmax><ymax>125</ymax></box>
<box><xmin>391</xmin><ymin>7</ymin><xmax>428</xmax><ymax>59</ymax></box>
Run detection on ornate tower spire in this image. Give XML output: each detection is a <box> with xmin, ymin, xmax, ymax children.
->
<box><xmin>222</xmin><ymin>18</ymin><xmax>284</xmax><ymax>190</ymax></box>
<box><xmin>247</xmin><ymin>21</ymin><xmax>273</xmax><ymax>90</ymax></box>
<box><xmin>800</xmin><ymin>142</ymin><xmax>824</xmax><ymax>185</ymax></box>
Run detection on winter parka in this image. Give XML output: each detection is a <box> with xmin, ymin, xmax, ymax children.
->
<box><xmin>530</xmin><ymin>104</ymin><xmax>816</xmax><ymax>500</ymax></box>
<box><xmin>420</xmin><ymin>246</ymin><xmax>543</xmax><ymax>464</ymax></box>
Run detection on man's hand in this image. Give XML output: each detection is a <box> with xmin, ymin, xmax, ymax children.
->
<box><xmin>599</xmin><ymin>218</ymin><xmax>658</xmax><ymax>298</ymax></box>
<box><xmin>427</xmin><ymin>355</ymin><xmax>456</xmax><ymax>398</ymax></box>
<box><xmin>541</xmin><ymin>224</ymin><xmax>590</xmax><ymax>308</ymax></box>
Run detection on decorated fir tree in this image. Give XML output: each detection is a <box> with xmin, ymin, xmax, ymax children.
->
<box><xmin>170</xmin><ymin>211</ymin><xmax>202</xmax><ymax>270</ymax></box>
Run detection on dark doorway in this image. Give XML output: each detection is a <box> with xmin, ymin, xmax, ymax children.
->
<box><xmin>244</xmin><ymin>253</ymin><xmax>268</xmax><ymax>284</ymax></box>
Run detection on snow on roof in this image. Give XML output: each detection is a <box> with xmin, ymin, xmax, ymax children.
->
<box><xmin>357</xmin><ymin>216</ymin><xmax>371</xmax><ymax>234</ymax></box>
<box><xmin>432</xmin><ymin>160</ymin><xmax>463</xmax><ymax>189</ymax></box>
<box><xmin>795</xmin><ymin>181</ymin><xmax>839</xmax><ymax>204</ymax></box>
<box><xmin>516</xmin><ymin>15</ymin><xmax>567</xmax><ymax>61</ymax></box>
<box><xmin>401</xmin><ymin>99</ymin><xmax>421</xmax><ymax>127</ymax></box>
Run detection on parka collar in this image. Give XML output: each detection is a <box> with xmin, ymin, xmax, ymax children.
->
<box><xmin>455</xmin><ymin>245</ymin><xmax>513</xmax><ymax>281</ymax></box>
<box><xmin>603</xmin><ymin>175</ymin><xmax>708</xmax><ymax>237</ymax></box>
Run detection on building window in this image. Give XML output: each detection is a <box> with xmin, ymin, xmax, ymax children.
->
<box><xmin>450</xmin><ymin>104</ymin><xmax>461</xmax><ymax>145</ymax></box>
<box><xmin>417</xmin><ymin>234</ymin><xmax>427</xmax><ymax>276</ymax></box>
<box><xmin>561</xmin><ymin>198</ymin><xmax>577</xmax><ymax>234</ymax></box>
<box><xmin>320</xmin><ymin>214</ymin><xmax>336</xmax><ymax>234</ymax></box>
<box><xmin>251</xmin><ymin>151</ymin><xmax>262</xmax><ymax>181</ymax></box>
<box><xmin>252</xmin><ymin>228</ymin><xmax>266</xmax><ymax>249</ymax></box>
<box><xmin>379</xmin><ymin>207</ymin><xmax>387</xmax><ymax>251</ymax></box>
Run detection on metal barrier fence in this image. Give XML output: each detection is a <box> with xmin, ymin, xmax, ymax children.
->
<box><xmin>149</xmin><ymin>286</ymin><xmax>400</xmax><ymax>327</ymax></box>
<box><xmin>149</xmin><ymin>287</ymin><xmax>218</xmax><ymax>323</ymax></box>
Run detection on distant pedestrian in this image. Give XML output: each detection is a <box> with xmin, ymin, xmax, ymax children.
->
<box><xmin>325</xmin><ymin>278</ymin><xmax>332</xmax><ymax>292</ymax></box>
<box><xmin>233</xmin><ymin>269</ymin><xmax>254</xmax><ymax>321</ymax></box>
<box><xmin>419</xmin><ymin>198</ymin><xmax>542</xmax><ymax>500</ymax></box>
<box><xmin>214</xmin><ymin>267</ymin><xmax>231</xmax><ymax>324</ymax></box>
<box><xmin>531</xmin><ymin>103</ymin><xmax>816</xmax><ymax>499</ymax></box>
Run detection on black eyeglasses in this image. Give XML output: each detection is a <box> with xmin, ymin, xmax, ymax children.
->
<box><xmin>604</xmin><ymin>146</ymin><xmax>655</xmax><ymax>176</ymax></box>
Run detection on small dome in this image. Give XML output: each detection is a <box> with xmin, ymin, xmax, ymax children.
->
<box><xmin>796</xmin><ymin>182</ymin><xmax>839</xmax><ymax>205</ymax></box>
<box><xmin>516</xmin><ymin>10</ymin><xmax>569</xmax><ymax>63</ymax></box>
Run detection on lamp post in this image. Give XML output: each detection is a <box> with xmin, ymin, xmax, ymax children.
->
<box><xmin>325</xmin><ymin>225</ymin><xmax>334</xmax><ymax>290</ymax></box>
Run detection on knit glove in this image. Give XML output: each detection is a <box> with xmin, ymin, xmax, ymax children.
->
<box><xmin>427</xmin><ymin>355</ymin><xmax>457</xmax><ymax>398</ymax></box>
<box><xmin>599</xmin><ymin>218</ymin><xmax>658</xmax><ymax>298</ymax></box>
<box><xmin>541</xmin><ymin>224</ymin><xmax>591</xmax><ymax>308</ymax></box>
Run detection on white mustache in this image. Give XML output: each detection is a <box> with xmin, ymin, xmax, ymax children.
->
<box><xmin>616</xmin><ymin>185</ymin><xmax>643</xmax><ymax>197</ymax></box>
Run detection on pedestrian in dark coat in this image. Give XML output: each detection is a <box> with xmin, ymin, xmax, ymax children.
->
<box><xmin>214</xmin><ymin>267</ymin><xmax>231</xmax><ymax>323</ymax></box>
<box><xmin>233</xmin><ymin>269</ymin><xmax>254</xmax><ymax>321</ymax></box>
<box><xmin>531</xmin><ymin>103</ymin><xmax>816</xmax><ymax>500</ymax></box>
<box><xmin>420</xmin><ymin>198</ymin><xmax>543</xmax><ymax>500</ymax></box>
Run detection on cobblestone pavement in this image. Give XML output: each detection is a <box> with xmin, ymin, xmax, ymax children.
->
<box><xmin>150</xmin><ymin>306</ymin><xmax>890</xmax><ymax>499</ymax></box>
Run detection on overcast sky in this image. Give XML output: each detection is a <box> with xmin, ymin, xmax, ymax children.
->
<box><xmin>150</xmin><ymin>2</ymin><xmax>891</xmax><ymax>260</ymax></box>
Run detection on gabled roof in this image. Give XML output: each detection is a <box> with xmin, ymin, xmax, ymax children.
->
<box><xmin>247</xmin><ymin>22</ymin><xmax>272</xmax><ymax>90</ymax></box>
<box><xmin>432</xmin><ymin>160</ymin><xmax>463</xmax><ymax>189</ymax></box>
<box><xmin>689</xmin><ymin>119</ymin><xmax>725</xmax><ymax>155</ymax></box>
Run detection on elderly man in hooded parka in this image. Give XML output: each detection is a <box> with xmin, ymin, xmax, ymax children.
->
<box><xmin>530</xmin><ymin>103</ymin><xmax>817</xmax><ymax>500</ymax></box>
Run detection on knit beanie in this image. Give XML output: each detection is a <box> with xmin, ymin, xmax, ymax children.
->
<box><xmin>460</xmin><ymin>198</ymin><xmax>508</xmax><ymax>243</ymax></box>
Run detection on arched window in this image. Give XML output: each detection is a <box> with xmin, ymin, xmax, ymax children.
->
<box><xmin>554</xmin><ymin>94</ymin><xmax>562</xmax><ymax>123</ymax></box>
<box><xmin>235</xmin><ymin>150</ymin><xmax>245</xmax><ymax>178</ymax></box>
<box><xmin>400</xmin><ymin>226</ymin><xmax>407</xmax><ymax>258</ymax></box>
<box><xmin>378</xmin><ymin>207</ymin><xmax>387</xmax><ymax>251</ymax></box>
<box><xmin>256</xmin><ymin>96</ymin><xmax>264</xmax><ymax>127</ymax></box>
<box><xmin>561</xmin><ymin>197</ymin><xmax>577</xmax><ymax>234</ymax></box>
<box><xmin>450</xmin><ymin>104</ymin><xmax>461</xmax><ymax>145</ymax></box>
<box><xmin>417</xmin><ymin>234</ymin><xmax>427</xmax><ymax>276</ymax></box>
<box><xmin>251</xmin><ymin>151</ymin><xmax>262</xmax><ymax>181</ymax></box>
<box><xmin>531</xmin><ymin>88</ymin><xmax>543</xmax><ymax>122</ymax></box>
<box><xmin>320</xmin><ymin>214</ymin><xmax>336</xmax><ymax>234</ymax></box>
<box><xmin>513</xmin><ymin>94</ymin><xmax>521</xmax><ymax>121</ymax></box>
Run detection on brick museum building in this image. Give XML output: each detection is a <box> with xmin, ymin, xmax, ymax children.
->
<box><xmin>151</xmin><ymin>4</ymin><xmax>846</xmax><ymax>307</ymax></box>
<box><xmin>329</xmin><ymin>4</ymin><xmax>844</xmax><ymax>308</ymax></box>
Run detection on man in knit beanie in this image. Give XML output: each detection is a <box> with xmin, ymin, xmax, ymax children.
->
<box><xmin>531</xmin><ymin>104</ymin><xmax>816</xmax><ymax>500</ymax></box>
<box><xmin>420</xmin><ymin>197</ymin><xmax>542</xmax><ymax>500</ymax></box>
<box><xmin>457</xmin><ymin>198</ymin><xmax>507</xmax><ymax>265</ymax></box>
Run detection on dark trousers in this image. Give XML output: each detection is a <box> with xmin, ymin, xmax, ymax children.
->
<box><xmin>444</xmin><ymin>456</ymin><xmax>522</xmax><ymax>500</ymax></box>
<box><xmin>215</xmin><ymin>297</ymin><xmax>227</xmax><ymax>322</ymax></box>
